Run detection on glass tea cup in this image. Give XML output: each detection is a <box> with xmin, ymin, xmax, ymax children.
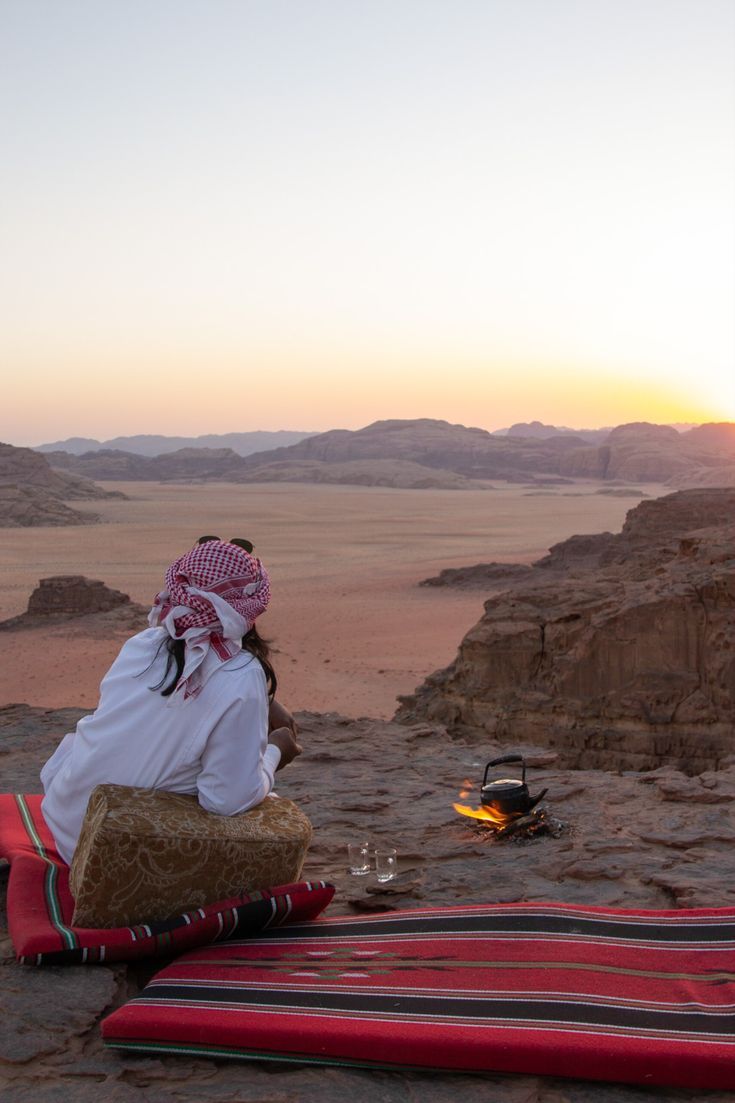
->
<box><xmin>375</xmin><ymin>847</ymin><xmax>398</xmax><ymax>883</ymax></box>
<box><xmin>347</xmin><ymin>841</ymin><xmax>371</xmax><ymax>876</ymax></box>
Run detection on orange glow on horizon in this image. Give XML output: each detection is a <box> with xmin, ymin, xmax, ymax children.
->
<box><xmin>5</xmin><ymin>342</ymin><xmax>731</xmax><ymax>446</ymax></box>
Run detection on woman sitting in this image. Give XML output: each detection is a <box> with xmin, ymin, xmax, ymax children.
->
<box><xmin>40</xmin><ymin>537</ymin><xmax>301</xmax><ymax>864</ymax></box>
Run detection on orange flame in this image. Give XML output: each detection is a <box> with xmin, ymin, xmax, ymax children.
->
<box><xmin>453</xmin><ymin>801</ymin><xmax>515</xmax><ymax>827</ymax></box>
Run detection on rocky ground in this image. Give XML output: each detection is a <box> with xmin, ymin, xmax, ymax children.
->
<box><xmin>2</xmin><ymin>704</ymin><xmax>734</xmax><ymax>1102</ymax></box>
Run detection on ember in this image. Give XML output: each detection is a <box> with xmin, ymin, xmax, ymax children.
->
<box><xmin>460</xmin><ymin>806</ymin><xmax>565</xmax><ymax>842</ymax></box>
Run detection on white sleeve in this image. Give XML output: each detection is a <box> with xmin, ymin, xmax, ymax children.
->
<box><xmin>40</xmin><ymin>731</ymin><xmax>76</xmax><ymax>791</ymax></box>
<box><xmin>196</xmin><ymin>697</ymin><xmax>282</xmax><ymax>817</ymax></box>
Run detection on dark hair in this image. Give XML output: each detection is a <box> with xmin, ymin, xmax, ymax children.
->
<box><xmin>152</xmin><ymin>626</ymin><xmax>277</xmax><ymax>699</ymax></box>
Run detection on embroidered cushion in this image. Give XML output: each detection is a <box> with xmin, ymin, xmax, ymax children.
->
<box><xmin>0</xmin><ymin>793</ymin><xmax>332</xmax><ymax>965</ymax></box>
<box><xmin>70</xmin><ymin>784</ymin><xmax>313</xmax><ymax>928</ymax></box>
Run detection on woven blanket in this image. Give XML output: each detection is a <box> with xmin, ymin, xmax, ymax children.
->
<box><xmin>0</xmin><ymin>794</ymin><xmax>333</xmax><ymax>964</ymax></box>
<box><xmin>102</xmin><ymin>902</ymin><xmax>735</xmax><ymax>1090</ymax></box>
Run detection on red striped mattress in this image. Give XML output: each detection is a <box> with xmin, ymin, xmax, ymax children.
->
<box><xmin>102</xmin><ymin>901</ymin><xmax>735</xmax><ymax>1089</ymax></box>
<box><xmin>0</xmin><ymin>793</ymin><xmax>333</xmax><ymax>964</ymax></box>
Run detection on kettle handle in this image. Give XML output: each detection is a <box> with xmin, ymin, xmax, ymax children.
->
<box><xmin>483</xmin><ymin>754</ymin><xmax>526</xmax><ymax>787</ymax></box>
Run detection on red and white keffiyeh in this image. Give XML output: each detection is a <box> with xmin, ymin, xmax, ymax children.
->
<box><xmin>148</xmin><ymin>540</ymin><xmax>271</xmax><ymax>700</ymax></box>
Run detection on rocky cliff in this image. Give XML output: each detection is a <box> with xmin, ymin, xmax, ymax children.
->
<box><xmin>0</xmin><ymin>443</ymin><xmax>124</xmax><ymax>527</ymax></box>
<box><xmin>558</xmin><ymin>422</ymin><xmax>735</xmax><ymax>484</ymax></box>
<box><xmin>398</xmin><ymin>489</ymin><xmax>735</xmax><ymax>773</ymax></box>
<box><xmin>0</xmin><ymin>484</ymin><xmax>100</xmax><ymax>527</ymax></box>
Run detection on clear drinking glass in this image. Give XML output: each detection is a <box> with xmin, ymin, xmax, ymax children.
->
<box><xmin>375</xmin><ymin>847</ymin><xmax>398</xmax><ymax>882</ymax></box>
<box><xmin>348</xmin><ymin>841</ymin><xmax>370</xmax><ymax>875</ymax></box>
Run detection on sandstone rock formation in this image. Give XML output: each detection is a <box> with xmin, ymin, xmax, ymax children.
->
<box><xmin>28</xmin><ymin>577</ymin><xmax>130</xmax><ymax>617</ymax></box>
<box><xmin>0</xmin><ymin>442</ymin><xmax>124</xmax><ymax>527</ymax></box>
<box><xmin>240</xmin><ymin>418</ymin><xmax>592</xmax><ymax>482</ymax></box>
<box><xmin>2</xmin><ymin>702</ymin><xmax>735</xmax><ymax>1101</ymax></box>
<box><xmin>398</xmin><ymin>489</ymin><xmax>735</xmax><ymax>774</ymax></box>
<box><xmin>46</xmin><ymin>446</ymin><xmax>246</xmax><ymax>482</ymax></box>
<box><xmin>0</xmin><ymin>577</ymin><xmax>148</xmax><ymax>632</ymax></box>
<box><xmin>43</xmin><ymin>419</ymin><xmax>735</xmax><ymax>490</ymax></box>
<box><xmin>44</xmin><ymin>448</ymin><xmax>153</xmax><ymax>480</ymax></box>
<box><xmin>0</xmin><ymin>443</ymin><xmax>122</xmax><ymax>501</ymax></box>
<box><xmin>0</xmin><ymin>484</ymin><xmax>99</xmax><ymax>528</ymax></box>
<box><xmin>558</xmin><ymin>421</ymin><xmax>735</xmax><ymax>485</ymax></box>
<box><xmin>240</xmin><ymin>418</ymin><xmax>735</xmax><ymax>488</ymax></box>
<box><xmin>421</xmin><ymin>562</ymin><xmax>535</xmax><ymax>589</ymax></box>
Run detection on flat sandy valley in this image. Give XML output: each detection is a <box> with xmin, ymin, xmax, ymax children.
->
<box><xmin>0</xmin><ymin>480</ymin><xmax>666</xmax><ymax>718</ymax></box>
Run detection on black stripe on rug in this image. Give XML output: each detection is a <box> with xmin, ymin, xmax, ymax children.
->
<box><xmin>137</xmin><ymin>983</ymin><xmax>735</xmax><ymax>1036</ymax></box>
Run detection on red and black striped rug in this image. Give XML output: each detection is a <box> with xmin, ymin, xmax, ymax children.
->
<box><xmin>102</xmin><ymin>901</ymin><xmax>735</xmax><ymax>1089</ymax></box>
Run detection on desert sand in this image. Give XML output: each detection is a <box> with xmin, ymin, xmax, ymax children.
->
<box><xmin>0</xmin><ymin>480</ymin><xmax>665</xmax><ymax>716</ymax></box>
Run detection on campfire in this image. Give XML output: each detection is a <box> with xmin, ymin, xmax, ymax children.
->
<box><xmin>454</xmin><ymin>755</ymin><xmax>563</xmax><ymax>841</ymax></box>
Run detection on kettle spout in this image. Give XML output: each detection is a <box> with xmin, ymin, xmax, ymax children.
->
<box><xmin>525</xmin><ymin>787</ymin><xmax>548</xmax><ymax>813</ymax></box>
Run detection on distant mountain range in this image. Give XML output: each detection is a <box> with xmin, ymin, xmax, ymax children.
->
<box><xmin>39</xmin><ymin>418</ymin><xmax>735</xmax><ymax>490</ymax></box>
<box><xmin>34</xmin><ymin>430</ymin><xmax>315</xmax><ymax>457</ymax></box>
<box><xmin>35</xmin><ymin>422</ymin><xmax>695</xmax><ymax>455</ymax></box>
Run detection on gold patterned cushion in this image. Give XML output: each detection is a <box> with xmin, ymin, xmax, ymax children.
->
<box><xmin>69</xmin><ymin>784</ymin><xmax>312</xmax><ymax>928</ymax></box>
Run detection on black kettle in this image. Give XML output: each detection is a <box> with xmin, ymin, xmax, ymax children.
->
<box><xmin>481</xmin><ymin>755</ymin><xmax>547</xmax><ymax>816</ymax></box>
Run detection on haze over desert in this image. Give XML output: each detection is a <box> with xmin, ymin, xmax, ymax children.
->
<box><xmin>0</xmin><ymin>479</ymin><xmax>664</xmax><ymax>717</ymax></box>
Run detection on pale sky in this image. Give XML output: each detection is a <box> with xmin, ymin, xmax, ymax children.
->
<box><xmin>1</xmin><ymin>0</ymin><xmax>734</xmax><ymax>445</ymax></box>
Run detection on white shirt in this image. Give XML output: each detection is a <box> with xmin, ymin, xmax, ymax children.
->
<box><xmin>40</xmin><ymin>627</ymin><xmax>281</xmax><ymax>864</ymax></box>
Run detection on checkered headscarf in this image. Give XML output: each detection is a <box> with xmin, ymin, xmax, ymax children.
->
<box><xmin>149</xmin><ymin>540</ymin><xmax>271</xmax><ymax>699</ymax></box>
